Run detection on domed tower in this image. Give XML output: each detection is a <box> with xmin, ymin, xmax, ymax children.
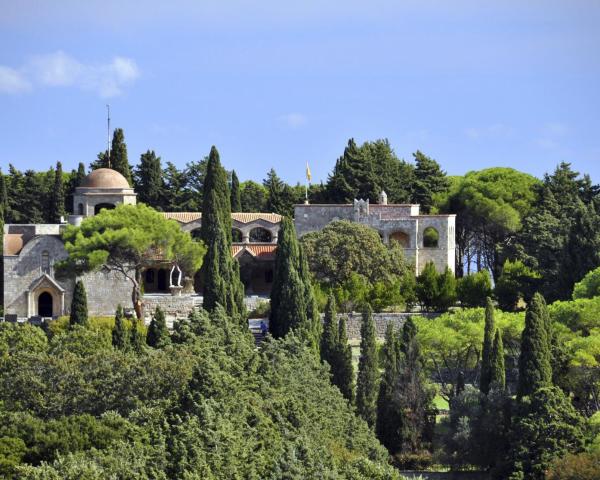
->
<box><xmin>69</xmin><ymin>168</ymin><xmax>136</xmax><ymax>225</ymax></box>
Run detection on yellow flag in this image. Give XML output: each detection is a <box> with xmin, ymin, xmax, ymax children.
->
<box><xmin>306</xmin><ymin>162</ymin><xmax>312</xmax><ymax>182</ymax></box>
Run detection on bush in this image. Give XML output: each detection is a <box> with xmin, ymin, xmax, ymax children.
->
<box><xmin>248</xmin><ymin>300</ymin><xmax>270</xmax><ymax>318</ymax></box>
<box><xmin>494</xmin><ymin>259</ymin><xmax>540</xmax><ymax>311</ymax></box>
<box><xmin>457</xmin><ymin>270</ymin><xmax>492</xmax><ymax>307</ymax></box>
<box><xmin>546</xmin><ymin>451</ymin><xmax>600</xmax><ymax>480</ymax></box>
<box><xmin>573</xmin><ymin>266</ymin><xmax>600</xmax><ymax>300</ymax></box>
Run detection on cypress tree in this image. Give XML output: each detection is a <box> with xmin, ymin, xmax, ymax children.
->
<box><xmin>436</xmin><ymin>266</ymin><xmax>457</xmax><ymax>311</ymax></box>
<box><xmin>147</xmin><ymin>306</ymin><xmax>170</xmax><ymax>348</ymax></box>
<box><xmin>298</xmin><ymin>244</ymin><xmax>321</xmax><ymax>352</ymax></box>
<box><xmin>0</xmin><ymin>168</ymin><xmax>8</xmax><ymax>221</ymax></box>
<box><xmin>269</xmin><ymin>217</ymin><xmax>306</xmax><ymax>337</ymax></box>
<box><xmin>356</xmin><ymin>304</ymin><xmax>379</xmax><ymax>427</ymax></box>
<box><xmin>50</xmin><ymin>161</ymin><xmax>66</xmax><ymax>223</ymax></box>
<box><xmin>336</xmin><ymin>315</ymin><xmax>354</xmax><ymax>403</ymax></box>
<box><xmin>480</xmin><ymin>297</ymin><xmax>495</xmax><ymax>394</ymax></box>
<box><xmin>416</xmin><ymin>261</ymin><xmax>439</xmax><ymax>312</ymax></box>
<box><xmin>75</xmin><ymin>162</ymin><xmax>86</xmax><ymax>186</ymax></box>
<box><xmin>109</xmin><ymin>128</ymin><xmax>132</xmax><ymax>185</ymax></box>
<box><xmin>321</xmin><ymin>294</ymin><xmax>338</xmax><ymax>368</ymax></box>
<box><xmin>69</xmin><ymin>280</ymin><xmax>88</xmax><ymax>327</ymax></box>
<box><xmin>134</xmin><ymin>150</ymin><xmax>164</xmax><ymax>209</ymax></box>
<box><xmin>517</xmin><ymin>292</ymin><xmax>552</xmax><ymax>399</ymax></box>
<box><xmin>230</xmin><ymin>170</ymin><xmax>242</xmax><ymax>212</ymax></box>
<box><xmin>200</xmin><ymin>146</ymin><xmax>244</xmax><ymax>319</ymax></box>
<box><xmin>112</xmin><ymin>305</ymin><xmax>128</xmax><ymax>350</ymax></box>
<box><xmin>130</xmin><ymin>319</ymin><xmax>145</xmax><ymax>353</ymax></box>
<box><xmin>489</xmin><ymin>329</ymin><xmax>505</xmax><ymax>391</ymax></box>
<box><xmin>376</xmin><ymin>323</ymin><xmax>403</xmax><ymax>452</ymax></box>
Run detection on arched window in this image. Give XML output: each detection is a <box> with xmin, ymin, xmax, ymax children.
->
<box><xmin>423</xmin><ymin>227</ymin><xmax>439</xmax><ymax>248</ymax></box>
<box><xmin>390</xmin><ymin>231</ymin><xmax>410</xmax><ymax>248</ymax></box>
<box><xmin>232</xmin><ymin>228</ymin><xmax>243</xmax><ymax>242</ymax></box>
<box><xmin>41</xmin><ymin>251</ymin><xmax>50</xmax><ymax>274</ymax></box>
<box><xmin>249</xmin><ymin>227</ymin><xmax>272</xmax><ymax>243</ymax></box>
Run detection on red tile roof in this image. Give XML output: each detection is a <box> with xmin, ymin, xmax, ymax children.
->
<box><xmin>162</xmin><ymin>212</ymin><xmax>282</xmax><ymax>224</ymax></box>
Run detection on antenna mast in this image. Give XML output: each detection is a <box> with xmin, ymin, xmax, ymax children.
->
<box><xmin>106</xmin><ymin>104</ymin><xmax>111</xmax><ymax>168</ymax></box>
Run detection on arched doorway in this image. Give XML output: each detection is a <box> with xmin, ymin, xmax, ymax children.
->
<box><xmin>157</xmin><ymin>269</ymin><xmax>168</xmax><ymax>292</ymax></box>
<box><xmin>390</xmin><ymin>231</ymin><xmax>410</xmax><ymax>248</ymax></box>
<box><xmin>94</xmin><ymin>203</ymin><xmax>115</xmax><ymax>214</ymax></box>
<box><xmin>38</xmin><ymin>292</ymin><xmax>53</xmax><ymax>317</ymax></box>
<box><xmin>249</xmin><ymin>227</ymin><xmax>272</xmax><ymax>243</ymax></box>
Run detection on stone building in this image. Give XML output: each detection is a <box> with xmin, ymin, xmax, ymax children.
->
<box><xmin>294</xmin><ymin>191</ymin><xmax>456</xmax><ymax>273</ymax></box>
<box><xmin>3</xmin><ymin>168</ymin><xmax>281</xmax><ymax>321</ymax></box>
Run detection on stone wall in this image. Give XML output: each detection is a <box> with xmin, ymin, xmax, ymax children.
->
<box><xmin>340</xmin><ymin>312</ymin><xmax>437</xmax><ymax>341</ymax></box>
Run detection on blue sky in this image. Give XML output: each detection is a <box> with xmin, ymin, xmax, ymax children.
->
<box><xmin>1</xmin><ymin>1</ymin><xmax>599</xmax><ymax>184</ymax></box>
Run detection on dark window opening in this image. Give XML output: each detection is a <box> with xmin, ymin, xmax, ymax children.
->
<box><xmin>38</xmin><ymin>292</ymin><xmax>53</xmax><ymax>317</ymax></box>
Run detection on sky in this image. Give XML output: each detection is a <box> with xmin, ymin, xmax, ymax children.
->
<box><xmin>1</xmin><ymin>0</ymin><xmax>599</xmax><ymax>184</ymax></box>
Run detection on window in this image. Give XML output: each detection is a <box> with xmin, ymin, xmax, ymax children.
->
<box><xmin>423</xmin><ymin>227</ymin><xmax>439</xmax><ymax>248</ymax></box>
<box><xmin>41</xmin><ymin>251</ymin><xmax>51</xmax><ymax>273</ymax></box>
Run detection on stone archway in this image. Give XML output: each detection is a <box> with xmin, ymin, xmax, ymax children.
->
<box><xmin>37</xmin><ymin>291</ymin><xmax>53</xmax><ymax>317</ymax></box>
<box><xmin>390</xmin><ymin>230</ymin><xmax>410</xmax><ymax>248</ymax></box>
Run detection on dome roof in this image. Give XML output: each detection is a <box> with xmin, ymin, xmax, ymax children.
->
<box><xmin>80</xmin><ymin>168</ymin><xmax>130</xmax><ymax>189</ymax></box>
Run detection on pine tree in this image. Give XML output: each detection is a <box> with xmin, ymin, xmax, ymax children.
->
<box><xmin>147</xmin><ymin>306</ymin><xmax>170</xmax><ymax>348</ymax></box>
<box><xmin>336</xmin><ymin>315</ymin><xmax>354</xmax><ymax>402</ymax></box>
<box><xmin>112</xmin><ymin>305</ymin><xmax>128</xmax><ymax>350</ymax></box>
<box><xmin>489</xmin><ymin>329</ymin><xmax>505</xmax><ymax>391</ymax></box>
<box><xmin>517</xmin><ymin>292</ymin><xmax>552</xmax><ymax>399</ymax></box>
<box><xmin>50</xmin><ymin>161</ymin><xmax>66</xmax><ymax>223</ymax></box>
<box><xmin>230</xmin><ymin>170</ymin><xmax>242</xmax><ymax>212</ymax></box>
<box><xmin>480</xmin><ymin>297</ymin><xmax>495</xmax><ymax>394</ymax></box>
<box><xmin>356</xmin><ymin>304</ymin><xmax>379</xmax><ymax>427</ymax></box>
<box><xmin>416</xmin><ymin>261</ymin><xmax>439</xmax><ymax>312</ymax></box>
<box><xmin>134</xmin><ymin>150</ymin><xmax>164</xmax><ymax>209</ymax></box>
<box><xmin>412</xmin><ymin>151</ymin><xmax>449</xmax><ymax>213</ymax></box>
<box><xmin>0</xmin><ymin>168</ymin><xmax>8</xmax><ymax>221</ymax></box>
<box><xmin>130</xmin><ymin>319</ymin><xmax>145</xmax><ymax>353</ymax></box>
<box><xmin>69</xmin><ymin>280</ymin><xmax>88</xmax><ymax>327</ymax></box>
<box><xmin>376</xmin><ymin>323</ymin><xmax>403</xmax><ymax>453</ymax></box>
<box><xmin>263</xmin><ymin>168</ymin><xmax>294</xmax><ymax>216</ymax></box>
<box><xmin>200</xmin><ymin>146</ymin><xmax>245</xmax><ymax>319</ymax></box>
<box><xmin>436</xmin><ymin>266</ymin><xmax>457</xmax><ymax>311</ymax></box>
<box><xmin>109</xmin><ymin>128</ymin><xmax>132</xmax><ymax>184</ymax></box>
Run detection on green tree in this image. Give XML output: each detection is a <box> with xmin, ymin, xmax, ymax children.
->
<box><xmin>412</xmin><ymin>150</ymin><xmax>449</xmax><ymax>214</ymax></box>
<box><xmin>336</xmin><ymin>315</ymin><xmax>354</xmax><ymax>403</ymax></box>
<box><xmin>376</xmin><ymin>324</ymin><xmax>402</xmax><ymax>453</ymax></box>
<box><xmin>320</xmin><ymin>294</ymin><xmax>338</xmax><ymax>371</ymax></box>
<box><xmin>134</xmin><ymin>150</ymin><xmax>164</xmax><ymax>209</ymax></box>
<box><xmin>200</xmin><ymin>146</ymin><xmax>244</xmax><ymax>318</ymax></box>
<box><xmin>508</xmin><ymin>387</ymin><xmax>585</xmax><ymax>480</ymax></box>
<box><xmin>480</xmin><ymin>297</ymin><xmax>495</xmax><ymax>394</ymax></box>
<box><xmin>69</xmin><ymin>280</ymin><xmax>88</xmax><ymax>327</ymax></box>
<box><xmin>162</xmin><ymin>162</ymin><xmax>194</xmax><ymax>211</ymax></box>
<box><xmin>230</xmin><ymin>170</ymin><xmax>242</xmax><ymax>212</ymax></box>
<box><xmin>457</xmin><ymin>270</ymin><xmax>492</xmax><ymax>307</ymax></box>
<box><xmin>517</xmin><ymin>292</ymin><xmax>552</xmax><ymax>399</ymax></box>
<box><xmin>240</xmin><ymin>180</ymin><xmax>267</xmax><ymax>212</ymax></box>
<box><xmin>109</xmin><ymin>128</ymin><xmax>132</xmax><ymax>185</ymax></box>
<box><xmin>0</xmin><ymin>168</ymin><xmax>8</xmax><ymax>221</ymax></box>
<box><xmin>130</xmin><ymin>319</ymin><xmax>145</xmax><ymax>353</ymax></box>
<box><xmin>416</xmin><ymin>261</ymin><xmax>439</xmax><ymax>311</ymax></box>
<box><xmin>494</xmin><ymin>259</ymin><xmax>540</xmax><ymax>311</ymax></box>
<box><xmin>111</xmin><ymin>305</ymin><xmax>128</xmax><ymax>350</ymax></box>
<box><xmin>263</xmin><ymin>168</ymin><xmax>294</xmax><ymax>216</ymax></box>
<box><xmin>356</xmin><ymin>304</ymin><xmax>378</xmax><ymax>427</ymax></box>
<box><xmin>436</xmin><ymin>266</ymin><xmax>457</xmax><ymax>311</ymax></box>
<box><xmin>489</xmin><ymin>329</ymin><xmax>505</xmax><ymax>391</ymax></box>
<box><xmin>572</xmin><ymin>265</ymin><xmax>600</xmax><ymax>300</ymax></box>
<box><xmin>49</xmin><ymin>161</ymin><xmax>66</xmax><ymax>223</ymax></box>
<box><xmin>146</xmin><ymin>306</ymin><xmax>170</xmax><ymax>348</ymax></box>
<box><xmin>59</xmin><ymin>204</ymin><xmax>205</xmax><ymax>318</ymax></box>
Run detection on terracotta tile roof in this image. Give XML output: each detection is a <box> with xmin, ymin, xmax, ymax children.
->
<box><xmin>163</xmin><ymin>212</ymin><xmax>282</xmax><ymax>225</ymax></box>
<box><xmin>232</xmin><ymin>243</ymin><xmax>277</xmax><ymax>260</ymax></box>
<box><xmin>4</xmin><ymin>234</ymin><xmax>24</xmax><ymax>256</ymax></box>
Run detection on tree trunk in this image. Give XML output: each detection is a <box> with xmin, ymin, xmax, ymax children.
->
<box><xmin>132</xmin><ymin>268</ymin><xmax>143</xmax><ymax>319</ymax></box>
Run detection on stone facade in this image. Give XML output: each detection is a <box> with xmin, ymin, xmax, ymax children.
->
<box><xmin>294</xmin><ymin>196</ymin><xmax>455</xmax><ymax>273</ymax></box>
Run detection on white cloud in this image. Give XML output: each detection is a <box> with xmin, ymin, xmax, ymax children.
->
<box><xmin>279</xmin><ymin>113</ymin><xmax>308</xmax><ymax>128</ymax></box>
<box><xmin>0</xmin><ymin>51</ymin><xmax>139</xmax><ymax>97</ymax></box>
<box><xmin>0</xmin><ymin>66</ymin><xmax>31</xmax><ymax>93</ymax></box>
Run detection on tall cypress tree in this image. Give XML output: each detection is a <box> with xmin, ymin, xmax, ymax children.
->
<box><xmin>480</xmin><ymin>297</ymin><xmax>495</xmax><ymax>394</ymax></box>
<box><xmin>517</xmin><ymin>292</ymin><xmax>552</xmax><ymax>399</ymax></box>
<box><xmin>147</xmin><ymin>306</ymin><xmax>170</xmax><ymax>348</ymax></box>
<box><xmin>200</xmin><ymin>146</ymin><xmax>244</xmax><ymax>319</ymax></box>
<box><xmin>134</xmin><ymin>150</ymin><xmax>164</xmax><ymax>209</ymax></box>
<box><xmin>321</xmin><ymin>294</ymin><xmax>338</xmax><ymax>368</ymax></box>
<box><xmin>356</xmin><ymin>304</ymin><xmax>379</xmax><ymax>427</ymax></box>
<box><xmin>298</xmin><ymin>244</ymin><xmax>321</xmax><ymax>352</ymax></box>
<box><xmin>376</xmin><ymin>323</ymin><xmax>403</xmax><ymax>452</ymax></box>
<box><xmin>336</xmin><ymin>315</ymin><xmax>354</xmax><ymax>403</ymax></box>
<box><xmin>230</xmin><ymin>170</ymin><xmax>242</xmax><ymax>212</ymax></box>
<box><xmin>269</xmin><ymin>217</ymin><xmax>306</xmax><ymax>338</ymax></box>
<box><xmin>50</xmin><ymin>161</ymin><xmax>66</xmax><ymax>223</ymax></box>
<box><xmin>489</xmin><ymin>329</ymin><xmax>505</xmax><ymax>391</ymax></box>
<box><xmin>109</xmin><ymin>128</ymin><xmax>132</xmax><ymax>184</ymax></box>
<box><xmin>112</xmin><ymin>305</ymin><xmax>128</xmax><ymax>350</ymax></box>
<box><xmin>130</xmin><ymin>319</ymin><xmax>145</xmax><ymax>354</ymax></box>
<box><xmin>69</xmin><ymin>280</ymin><xmax>88</xmax><ymax>327</ymax></box>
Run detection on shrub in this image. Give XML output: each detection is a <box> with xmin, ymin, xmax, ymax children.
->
<box><xmin>457</xmin><ymin>270</ymin><xmax>492</xmax><ymax>307</ymax></box>
<box><xmin>573</xmin><ymin>266</ymin><xmax>600</xmax><ymax>300</ymax></box>
<box><xmin>494</xmin><ymin>259</ymin><xmax>540</xmax><ymax>311</ymax></box>
<box><xmin>546</xmin><ymin>451</ymin><xmax>600</xmax><ymax>480</ymax></box>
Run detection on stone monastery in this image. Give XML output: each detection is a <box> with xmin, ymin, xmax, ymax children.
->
<box><xmin>3</xmin><ymin>168</ymin><xmax>455</xmax><ymax>322</ymax></box>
